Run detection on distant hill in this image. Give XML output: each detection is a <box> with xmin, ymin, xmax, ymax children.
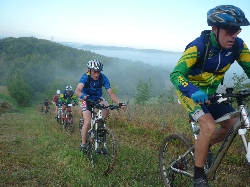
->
<box><xmin>0</xmin><ymin>37</ymin><xmax>173</xmax><ymax>101</ymax></box>
<box><xmin>59</xmin><ymin>42</ymin><xmax>182</xmax><ymax>54</ymax></box>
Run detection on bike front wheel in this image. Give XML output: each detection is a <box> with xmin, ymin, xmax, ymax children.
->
<box><xmin>159</xmin><ymin>132</ymin><xmax>194</xmax><ymax>187</ymax></box>
<box><xmin>91</xmin><ymin>127</ymin><xmax>117</xmax><ymax>176</ymax></box>
<box><xmin>66</xmin><ymin>114</ymin><xmax>74</xmax><ymax>133</ymax></box>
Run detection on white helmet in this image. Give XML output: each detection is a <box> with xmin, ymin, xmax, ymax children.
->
<box><xmin>87</xmin><ymin>59</ymin><xmax>103</xmax><ymax>71</ymax></box>
<box><xmin>56</xmin><ymin>90</ymin><xmax>60</xmax><ymax>94</ymax></box>
<box><xmin>66</xmin><ymin>86</ymin><xmax>72</xmax><ymax>91</ymax></box>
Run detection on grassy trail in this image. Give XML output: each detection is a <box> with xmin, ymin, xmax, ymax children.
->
<box><xmin>1</xmin><ymin>103</ymin><xmax>250</xmax><ymax>186</ymax></box>
<box><xmin>0</xmin><ymin>105</ymin><xmax>163</xmax><ymax>187</ymax></box>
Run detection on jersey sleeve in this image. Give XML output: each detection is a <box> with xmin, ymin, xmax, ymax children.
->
<box><xmin>102</xmin><ymin>74</ymin><xmax>111</xmax><ymax>90</ymax></box>
<box><xmin>79</xmin><ymin>73</ymin><xmax>88</xmax><ymax>84</ymax></box>
<box><xmin>237</xmin><ymin>39</ymin><xmax>250</xmax><ymax>78</ymax></box>
<box><xmin>170</xmin><ymin>46</ymin><xmax>200</xmax><ymax>97</ymax></box>
<box><xmin>71</xmin><ymin>91</ymin><xmax>78</xmax><ymax>103</ymax></box>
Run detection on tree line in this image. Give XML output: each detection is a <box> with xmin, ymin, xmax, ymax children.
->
<box><xmin>0</xmin><ymin>37</ymin><xmax>173</xmax><ymax>106</ymax></box>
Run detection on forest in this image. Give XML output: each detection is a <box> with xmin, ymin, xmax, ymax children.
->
<box><xmin>0</xmin><ymin>37</ymin><xmax>173</xmax><ymax>106</ymax></box>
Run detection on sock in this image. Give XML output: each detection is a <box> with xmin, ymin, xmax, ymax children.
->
<box><xmin>194</xmin><ymin>166</ymin><xmax>205</xmax><ymax>179</ymax></box>
<box><xmin>80</xmin><ymin>144</ymin><xmax>87</xmax><ymax>148</ymax></box>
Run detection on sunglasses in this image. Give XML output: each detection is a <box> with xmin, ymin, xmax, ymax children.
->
<box><xmin>222</xmin><ymin>27</ymin><xmax>242</xmax><ymax>35</ymax></box>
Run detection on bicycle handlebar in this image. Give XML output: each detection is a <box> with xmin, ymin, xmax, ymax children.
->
<box><xmin>212</xmin><ymin>88</ymin><xmax>250</xmax><ymax>104</ymax></box>
<box><xmin>85</xmin><ymin>99</ymin><xmax>121</xmax><ymax>110</ymax></box>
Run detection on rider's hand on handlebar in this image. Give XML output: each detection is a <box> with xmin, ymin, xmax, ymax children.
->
<box><xmin>191</xmin><ymin>90</ymin><xmax>208</xmax><ymax>104</ymax></box>
<box><xmin>119</xmin><ymin>103</ymin><xmax>126</xmax><ymax>109</ymax></box>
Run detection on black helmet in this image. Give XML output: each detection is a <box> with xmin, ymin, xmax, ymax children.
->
<box><xmin>207</xmin><ymin>5</ymin><xmax>250</xmax><ymax>28</ymax></box>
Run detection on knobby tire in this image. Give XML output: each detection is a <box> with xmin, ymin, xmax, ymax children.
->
<box><xmin>159</xmin><ymin>132</ymin><xmax>194</xmax><ymax>187</ymax></box>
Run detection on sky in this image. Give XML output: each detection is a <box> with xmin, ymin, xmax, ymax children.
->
<box><xmin>1</xmin><ymin>0</ymin><xmax>250</xmax><ymax>52</ymax></box>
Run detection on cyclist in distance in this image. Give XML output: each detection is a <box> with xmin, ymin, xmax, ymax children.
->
<box><xmin>59</xmin><ymin>86</ymin><xmax>78</xmax><ymax>114</ymax></box>
<box><xmin>52</xmin><ymin>90</ymin><xmax>61</xmax><ymax>118</ymax></box>
<box><xmin>75</xmin><ymin>59</ymin><xmax>125</xmax><ymax>153</ymax></box>
<box><xmin>170</xmin><ymin>5</ymin><xmax>250</xmax><ymax>187</ymax></box>
<box><xmin>43</xmin><ymin>98</ymin><xmax>51</xmax><ymax>113</ymax></box>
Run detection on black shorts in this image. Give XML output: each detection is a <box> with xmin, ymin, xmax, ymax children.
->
<box><xmin>201</xmin><ymin>98</ymin><xmax>235</xmax><ymax>120</ymax></box>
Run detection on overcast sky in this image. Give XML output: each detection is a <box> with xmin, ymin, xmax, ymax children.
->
<box><xmin>1</xmin><ymin>0</ymin><xmax>250</xmax><ymax>52</ymax></box>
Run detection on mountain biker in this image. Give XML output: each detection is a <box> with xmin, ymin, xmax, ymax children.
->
<box><xmin>43</xmin><ymin>98</ymin><xmax>51</xmax><ymax>113</ymax></box>
<box><xmin>59</xmin><ymin>86</ymin><xmax>78</xmax><ymax>114</ymax></box>
<box><xmin>75</xmin><ymin>59</ymin><xmax>126</xmax><ymax>153</ymax></box>
<box><xmin>52</xmin><ymin>90</ymin><xmax>61</xmax><ymax>118</ymax></box>
<box><xmin>170</xmin><ymin>5</ymin><xmax>250</xmax><ymax>187</ymax></box>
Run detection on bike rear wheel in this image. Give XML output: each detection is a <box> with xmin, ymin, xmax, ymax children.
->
<box><xmin>159</xmin><ymin>132</ymin><xmax>194</xmax><ymax>187</ymax></box>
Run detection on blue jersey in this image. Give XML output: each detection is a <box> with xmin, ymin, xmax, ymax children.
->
<box><xmin>79</xmin><ymin>72</ymin><xmax>111</xmax><ymax>100</ymax></box>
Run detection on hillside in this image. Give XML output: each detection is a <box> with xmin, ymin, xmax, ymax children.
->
<box><xmin>0</xmin><ymin>37</ymin><xmax>172</xmax><ymax>103</ymax></box>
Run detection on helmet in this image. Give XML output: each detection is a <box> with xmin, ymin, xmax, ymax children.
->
<box><xmin>87</xmin><ymin>59</ymin><xmax>103</xmax><ymax>71</ymax></box>
<box><xmin>207</xmin><ymin>5</ymin><xmax>250</xmax><ymax>27</ymax></box>
<box><xmin>56</xmin><ymin>90</ymin><xmax>60</xmax><ymax>94</ymax></box>
<box><xmin>66</xmin><ymin>86</ymin><xmax>72</xmax><ymax>91</ymax></box>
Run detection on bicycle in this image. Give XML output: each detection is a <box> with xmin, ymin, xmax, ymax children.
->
<box><xmin>44</xmin><ymin>105</ymin><xmax>51</xmax><ymax>114</ymax></box>
<box><xmin>159</xmin><ymin>87</ymin><xmax>250</xmax><ymax>186</ymax></box>
<box><xmin>61</xmin><ymin>103</ymin><xmax>76</xmax><ymax>133</ymax></box>
<box><xmin>78</xmin><ymin>99</ymin><xmax>121</xmax><ymax>175</ymax></box>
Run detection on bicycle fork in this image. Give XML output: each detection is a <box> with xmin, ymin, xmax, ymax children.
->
<box><xmin>94</xmin><ymin>110</ymin><xmax>107</xmax><ymax>154</ymax></box>
<box><xmin>239</xmin><ymin>105</ymin><xmax>250</xmax><ymax>165</ymax></box>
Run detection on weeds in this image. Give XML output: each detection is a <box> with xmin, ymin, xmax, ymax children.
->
<box><xmin>0</xmin><ymin>96</ymin><xmax>250</xmax><ymax>186</ymax></box>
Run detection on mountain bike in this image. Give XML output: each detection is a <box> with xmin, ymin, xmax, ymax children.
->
<box><xmin>159</xmin><ymin>87</ymin><xmax>250</xmax><ymax>186</ymax></box>
<box><xmin>79</xmin><ymin>99</ymin><xmax>121</xmax><ymax>175</ymax></box>
<box><xmin>61</xmin><ymin>103</ymin><xmax>76</xmax><ymax>133</ymax></box>
<box><xmin>44</xmin><ymin>105</ymin><xmax>51</xmax><ymax>114</ymax></box>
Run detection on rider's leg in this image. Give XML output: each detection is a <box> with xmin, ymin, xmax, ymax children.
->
<box><xmin>81</xmin><ymin>110</ymin><xmax>91</xmax><ymax>145</ymax></box>
<box><xmin>55</xmin><ymin>105</ymin><xmax>58</xmax><ymax>115</ymax></box>
<box><xmin>210</xmin><ymin>118</ymin><xmax>237</xmax><ymax>145</ymax></box>
<box><xmin>62</xmin><ymin>104</ymin><xmax>66</xmax><ymax>114</ymax></box>
<box><xmin>195</xmin><ymin>114</ymin><xmax>216</xmax><ymax>169</ymax></box>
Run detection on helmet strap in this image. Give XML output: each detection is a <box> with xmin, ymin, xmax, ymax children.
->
<box><xmin>216</xmin><ymin>27</ymin><xmax>223</xmax><ymax>48</ymax></box>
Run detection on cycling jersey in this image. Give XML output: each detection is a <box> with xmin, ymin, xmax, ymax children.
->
<box><xmin>52</xmin><ymin>94</ymin><xmax>59</xmax><ymax>104</ymax></box>
<box><xmin>59</xmin><ymin>90</ymin><xmax>78</xmax><ymax>104</ymax></box>
<box><xmin>170</xmin><ymin>32</ymin><xmax>250</xmax><ymax>97</ymax></box>
<box><xmin>44</xmin><ymin>100</ymin><xmax>50</xmax><ymax>106</ymax></box>
<box><xmin>79</xmin><ymin>72</ymin><xmax>111</xmax><ymax>100</ymax></box>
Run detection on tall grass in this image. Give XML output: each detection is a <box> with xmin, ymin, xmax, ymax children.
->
<box><xmin>0</xmin><ymin>96</ymin><xmax>250</xmax><ymax>186</ymax></box>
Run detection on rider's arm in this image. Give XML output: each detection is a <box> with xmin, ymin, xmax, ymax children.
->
<box><xmin>58</xmin><ymin>93</ymin><xmax>64</xmax><ymax>104</ymax></box>
<box><xmin>170</xmin><ymin>46</ymin><xmax>200</xmax><ymax>98</ymax></box>
<box><xmin>75</xmin><ymin>82</ymin><xmax>87</xmax><ymax>100</ymax></box>
<box><xmin>76</xmin><ymin>74</ymin><xmax>89</xmax><ymax>99</ymax></box>
<box><xmin>71</xmin><ymin>91</ymin><xmax>78</xmax><ymax>104</ymax></box>
<box><xmin>237</xmin><ymin>40</ymin><xmax>250</xmax><ymax>78</ymax></box>
<box><xmin>106</xmin><ymin>88</ymin><xmax>121</xmax><ymax>105</ymax></box>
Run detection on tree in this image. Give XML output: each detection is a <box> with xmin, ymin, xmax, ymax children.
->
<box><xmin>134</xmin><ymin>77</ymin><xmax>152</xmax><ymax>105</ymax></box>
<box><xmin>7</xmin><ymin>72</ymin><xmax>34</xmax><ymax>106</ymax></box>
<box><xmin>231</xmin><ymin>73</ymin><xmax>250</xmax><ymax>92</ymax></box>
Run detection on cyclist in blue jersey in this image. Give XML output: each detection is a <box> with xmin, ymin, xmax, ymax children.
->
<box><xmin>75</xmin><ymin>59</ymin><xmax>125</xmax><ymax>153</ymax></box>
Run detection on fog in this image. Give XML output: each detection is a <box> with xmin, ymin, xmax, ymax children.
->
<box><xmin>90</xmin><ymin>49</ymin><xmax>245</xmax><ymax>88</ymax></box>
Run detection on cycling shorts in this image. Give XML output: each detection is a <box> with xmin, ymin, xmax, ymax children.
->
<box><xmin>177</xmin><ymin>90</ymin><xmax>235</xmax><ymax>122</ymax></box>
<box><xmin>80</xmin><ymin>97</ymin><xmax>106</xmax><ymax>112</ymax></box>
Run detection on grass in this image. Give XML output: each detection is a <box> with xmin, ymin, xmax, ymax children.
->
<box><xmin>0</xmin><ymin>90</ymin><xmax>250</xmax><ymax>186</ymax></box>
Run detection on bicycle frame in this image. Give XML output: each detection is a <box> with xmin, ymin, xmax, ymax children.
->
<box><xmin>187</xmin><ymin>91</ymin><xmax>250</xmax><ymax>181</ymax></box>
<box><xmin>88</xmin><ymin>106</ymin><xmax>106</xmax><ymax>152</ymax></box>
